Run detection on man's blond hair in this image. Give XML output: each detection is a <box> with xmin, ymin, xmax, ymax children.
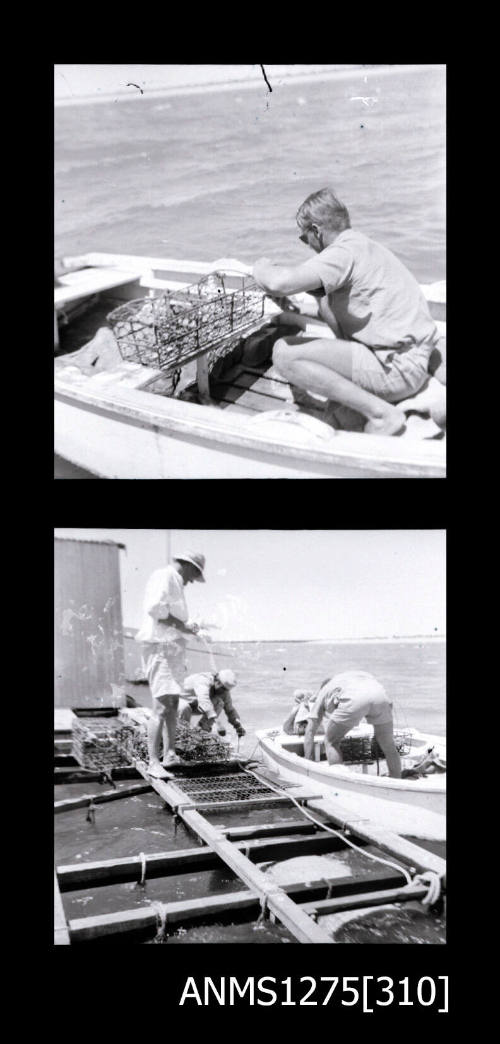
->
<box><xmin>296</xmin><ymin>187</ymin><xmax>351</xmax><ymax>233</ymax></box>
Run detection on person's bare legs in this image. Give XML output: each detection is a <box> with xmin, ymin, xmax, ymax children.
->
<box><xmin>374</xmin><ymin>723</ymin><xmax>401</xmax><ymax>778</ymax></box>
<box><xmin>324</xmin><ymin>720</ymin><xmax>351</xmax><ymax>765</ymax></box>
<box><xmin>272</xmin><ymin>336</ymin><xmax>406</xmax><ymax>435</ymax></box>
<box><xmin>428</xmin><ymin>337</ymin><xmax>446</xmax><ymax>387</ymax></box>
<box><xmin>148</xmin><ymin>694</ymin><xmax>180</xmax><ymax>775</ymax></box>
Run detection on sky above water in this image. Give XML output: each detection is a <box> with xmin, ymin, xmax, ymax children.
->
<box><xmin>54</xmin><ymin>529</ymin><xmax>446</xmax><ymax>641</ymax></box>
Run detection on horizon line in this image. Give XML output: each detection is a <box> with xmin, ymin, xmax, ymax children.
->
<box><xmin>54</xmin><ymin>64</ymin><xmax>442</xmax><ymax>108</ymax></box>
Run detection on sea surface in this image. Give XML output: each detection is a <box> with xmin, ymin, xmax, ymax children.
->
<box><xmin>54</xmin><ymin>66</ymin><xmax>445</xmax><ymax>284</ymax></box>
<box><xmin>124</xmin><ymin>637</ymin><xmax>446</xmax><ymax>759</ymax></box>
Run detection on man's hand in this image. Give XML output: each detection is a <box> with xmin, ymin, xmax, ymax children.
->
<box><xmin>198</xmin><ymin>715</ymin><xmax>215</xmax><ymax>733</ymax></box>
<box><xmin>235</xmin><ymin>723</ymin><xmax>246</xmax><ymax>738</ymax></box>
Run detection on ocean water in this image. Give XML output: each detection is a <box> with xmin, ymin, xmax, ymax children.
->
<box><xmin>123</xmin><ymin>637</ymin><xmax>446</xmax><ymax>759</ymax></box>
<box><xmin>54</xmin><ymin>66</ymin><xmax>445</xmax><ymax>284</ymax></box>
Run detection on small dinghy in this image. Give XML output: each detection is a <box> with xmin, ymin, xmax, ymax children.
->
<box><xmin>257</xmin><ymin>724</ymin><xmax>446</xmax><ymax>840</ymax></box>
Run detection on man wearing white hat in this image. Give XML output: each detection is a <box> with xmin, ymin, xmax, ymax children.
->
<box><xmin>179</xmin><ymin>669</ymin><xmax>246</xmax><ymax>739</ymax></box>
<box><xmin>135</xmin><ymin>551</ymin><xmax>206</xmax><ymax>777</ymax></box>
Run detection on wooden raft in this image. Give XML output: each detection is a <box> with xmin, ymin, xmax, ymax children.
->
<box><xmin>132</xmin><ymin>760</ymin><xmax>333</xmax><ymax>944</ymax></box>
<box><xmin>54</xmin><ymin>758</ymin><xmax>445</xmax><ymax>944</ymax></box>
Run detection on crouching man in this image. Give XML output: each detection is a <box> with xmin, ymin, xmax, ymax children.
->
<box><xmin>304</xmin><ymin>670</ymin><xmax>401</xmax><ymax>777</ymax></box>
<box><xmin>179</xmin><ymin>669</ymin><xmax>246</xmax><ymax>739</ymax></box>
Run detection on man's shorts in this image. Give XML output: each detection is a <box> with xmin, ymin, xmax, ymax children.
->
<box><xmin>351</xmin><ymin>341</ymin><xmax>432</xmax><ymax>402</ymax></box>
<box><xmin>142</xmin><ymin>642</ymin><xmax>185</xmax><ymax>700</ymax></box>
<box><xmin>328</xmin><ymin>690</ymin><xmax>394</xmax><ymax>735</ymax></box>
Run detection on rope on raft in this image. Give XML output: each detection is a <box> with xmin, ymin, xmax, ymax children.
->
<box><xmin>413</xmin><ymin>870</ymin><xmax>442</xmax><ymax>906</ymax></box>
<box><xmin>153</xmin><ymin>903</ymin><xmax>168</xmax><ymax>943</ymax></box>
<box><xmin>138</xmin><ymin>852</ymin><xmax>147</xmax><ymax>887</ymax></box>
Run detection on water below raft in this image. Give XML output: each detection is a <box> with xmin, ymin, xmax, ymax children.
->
<box><xmin>55</xmin><ymin>780</ymin><xmax>445</xmax><ymax>943</ymax></box>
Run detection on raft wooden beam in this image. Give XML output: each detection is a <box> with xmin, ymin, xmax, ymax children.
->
<box><xmin>58</xmin><ymin>846</ymin><xmax>218</xmax><ymax>889</ymax></box>
<box><xmin>54</xmin><ymin>766</ymin><xmax>141</xmax><ymax>783</ymax></box>
<box><xmin>68</xmin><ymin>890</ymin><xmax>258</xmax><ymax>943</ymax></box>
<box><xmin>54</xmin><ymin>739</ymin><xmax>72</xmax><ymax>754</ymax></box>
<box><xmin>54</xmin><ymin>871</ymin><xmax>70</xmax><ymax>945</ymax></box>
<box><xmin>54</xmin><ymin>782</ymin><xmax>152</xmax><ymax>813</ymax></box>
<box><xmin>301</xmin><ymin>882</ymin><xmax>429</xmax><ymax>917</ymax></box>
<box><xmin>57</xmin><ymin>831</ymin><xmax>353</xmax><ymax>890</ymax></box>
<box><xmin>222</xmin><ymin>820</ymin><xmax>318</xmax><ymax>840</ymax></box>
<box><xmin>182</xmin><ymin>795</ymin><xmax>298</xmax><ymax>813</ymax></box>
<box><xmin>65</xmin><ymin>870</ymin><xmax>413</xmax><ymax>943</ymax></box>
<box><xmin>134</xmin><ymin>760</ymin><xmax>334</xmax><ymax>944</ymax></box>
<box><xmin>304</xmin><ymin>795</ymin><xmax>446</xmax><ymax>880</ymax></box>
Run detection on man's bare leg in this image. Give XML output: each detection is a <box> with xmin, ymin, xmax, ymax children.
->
<box><xmin>161</xmin><ymin>695</ymin><xmax>180</xmax><ymax>765</ymax></box>
<box><xmin>147</xmin><ymin>699</ymin><xmax>170</xmax><ymax>777</ymax></box>
<box><xmin>324</xmin><ymin>721</ymin><xmax>351</xmax><ymax>766</ymax></box>
<box><xmin>273</xmin><ymin>337</ymin><xmax>406</xmax><ymax>435</ymax></box>
<box><xmin>374</xmin><ymin>723</ymin><xmax>402</xmax><ymax>778</ymax></box>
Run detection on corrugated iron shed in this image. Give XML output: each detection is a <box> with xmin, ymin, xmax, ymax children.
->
<box><xmin>54</xmin><ymin>538</ymin><xmax>125</xmax><ymax>708</ymax></box>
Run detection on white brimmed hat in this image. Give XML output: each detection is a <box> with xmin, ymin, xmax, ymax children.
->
<box><xmin>173</xmin><ymin>551</ymin><xmax>206</xmax><ymax>581</ymax></box>
<box><xmin>217</xmin><ymin>669</ymin><xmax>237</xmax><ymax>688</ymax></box>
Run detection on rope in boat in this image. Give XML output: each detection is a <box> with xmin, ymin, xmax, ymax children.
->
<box><xmin>240</xmin><ymin>764</ymin><xmax>413</xmax><ymax>886</ymax></box>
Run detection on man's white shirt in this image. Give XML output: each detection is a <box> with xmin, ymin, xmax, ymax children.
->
<box><xmin>135</xmin><ymin>565</ymin><xmax>189</xmax><ymax>645</ymax></box>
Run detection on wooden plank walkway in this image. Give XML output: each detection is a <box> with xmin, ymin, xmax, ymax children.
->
<box><xmin>134</xmin><ymin>760</ymin><xmax>334</xmax><ymax>944</ymax></box>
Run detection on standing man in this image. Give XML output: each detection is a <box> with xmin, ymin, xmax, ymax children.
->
<box><xmin>135</xmin><ymin>551</ymin><xmax>206</xmax><ymax>778</ymax></box>
<box><xmin>179</xmin><ymin>669</ymin><xmax>246</xmax><ymax>739</ymax></box>
<box><xmin>304</xmin><ymin>670</ymin><xmax>402</xmax><ymax>777</ymax></box>
<box><xmin>252</xmin><ymin>187</ymin><xmax>445</xmax><ymax>434</ymax></box>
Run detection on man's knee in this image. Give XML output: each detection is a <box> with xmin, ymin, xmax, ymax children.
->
<box><xmin>272</xmin><ymin>337</ymin><xmax>291</xmax><ymax>373</ymax></box>
<box><xmin>153</xmin><ymin>694</ymin><xmax>178</xmax><ymax>720</ymax></box>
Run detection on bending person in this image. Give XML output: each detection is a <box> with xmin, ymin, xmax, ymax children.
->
<box><xmin>304</xmin><ymin>670</ymin><xmax>401</xmax><ymax>777</ymax></box>
<box><xmin>180</xmin><ymin>669</ymin><xmax>245</xmax><ymax>739</ymax></box>
<box><xmin>135</xmin><ymin>551</ymin><xmax>206</xmax><ymax>777</ymax></box>
<box><xmin>252</xmin><ymin>187</ymin><xmax>445</xmax><ymax>435</ymax></box>
<box><xmin>282</xmin><ymin>689</ymin><xmax>318</xmax><ymax>735</ymax></box>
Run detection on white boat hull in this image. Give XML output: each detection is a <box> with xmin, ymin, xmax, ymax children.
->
<box><xmin>54</xmin><ymin>254</ymin><xmax>446</xmax><ymax>479</ymax></box>
<box><xmin>257</xmin><ymin>727</ymin><xmax>446</xmax><ymax>840</ymax></box>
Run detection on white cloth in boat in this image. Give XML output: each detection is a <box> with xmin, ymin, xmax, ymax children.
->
<box><xmin>308</xmin><ymin>670</ymin><xmax>393</xmax><ymax>729</ymax></box>
<box><xmin>182</xmin><ymin>671</ymin><xmax>241</xmax><ymax>727</ymax></box>
<box><xmin>136</xmin><ymin>565</ymin><xmax>190</xmax><ymax>698</ymax></box>
<box><xmin>300</xmin><ymin>229</ymin><xmax>439</xmax><ymax>354</ymax></box>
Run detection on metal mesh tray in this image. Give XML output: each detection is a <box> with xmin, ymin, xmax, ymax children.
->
<box><xmin>107</xmin><ymin>272</ymin><xmax>265</xmax><ymax>373</ymax></box>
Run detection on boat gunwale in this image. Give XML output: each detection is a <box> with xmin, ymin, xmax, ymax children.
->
<box><xmin>256</xmin><ymin>728</ymin><xmax>446</xmax><ymax>798</ymax></box>
<box><xmin>54</xmin><ymin>377</ymin><xmax>446</xmax><ymax>476</ymax></box>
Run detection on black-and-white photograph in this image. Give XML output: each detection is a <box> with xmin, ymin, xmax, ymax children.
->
<box><xmin>54</xmin><ymin>529</ymin><xmax>446</xmax><ymax>946</ymax></box>
<box><xmin>54</xmin><ymin>64</ymin><xmax>446</xmax><ymax>479</ymax></box>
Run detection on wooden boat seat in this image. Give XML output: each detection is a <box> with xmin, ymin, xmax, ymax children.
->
<box><xmin>54</xmin><ymin>267</ymin><xmax>144</xmax><ymax>309</ymax></box>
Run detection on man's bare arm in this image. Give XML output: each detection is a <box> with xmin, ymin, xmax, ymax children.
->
<box><xmin>157</xmin><ymin>614</ymin><xmax>198</xmax><ymax>634</ymax></box>
<box><xmin>304</xmin><ymin>718</ymin><xmax>319</xmax><ymax>760</ymax></box>
<box><xmin>253</xmin><ymin>257</ymin><xmax>323</xmax><ymax>297</ymax></box>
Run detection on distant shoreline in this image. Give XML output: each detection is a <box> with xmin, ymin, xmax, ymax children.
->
<box><xmin>55</xmin><ymin>64</ymin><xmax>443</xmax><ymax>108</ymax></box>
<box><xmin>123</xmin><ymin>629</ymin><xmax>445</xmax><ymax>645</ymax></box>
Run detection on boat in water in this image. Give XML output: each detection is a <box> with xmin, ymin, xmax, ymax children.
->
<box><xmin>54</xmin><ymin>253</ymin><xmax>446</xmax><ymax>479</ymax></box>
<box><xmin>257</xmin><ymin>724</ymin><xmax>446</xmax><ymax>841</ymax></box>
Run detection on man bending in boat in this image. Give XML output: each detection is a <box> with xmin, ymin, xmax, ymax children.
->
<box><xmin>304</xmin><ymin>670</ymin><xmax>402</xmax><ymax>777</ymax></box>
<box><xmin>252</xmin><ymin>187</ymin><xmax>445</xmax><ymax>436</ymax></box>
<box><xmin>179</xmin><ymin>669</ymin><xmax>246</xmax><ymax>739</ymax></box>
<box><xmin>135</xmin><ymin>551</ymin><xmax>206</xmax><ymax>778</ymax></box>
